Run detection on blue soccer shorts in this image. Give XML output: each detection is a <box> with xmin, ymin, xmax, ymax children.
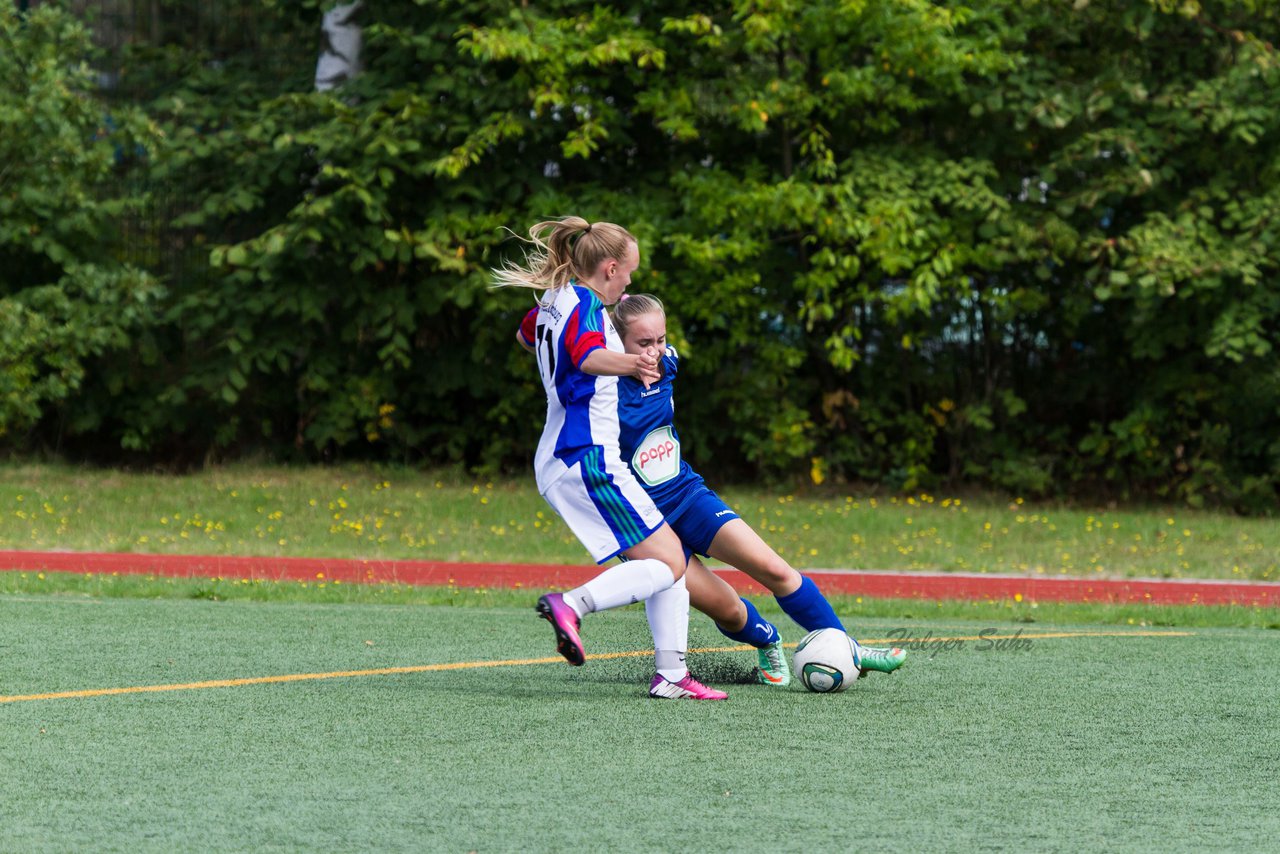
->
<box><xmin>665</xmin><ymin>485</ymin><xmax>740</xmax><ymax>557</ymax></box>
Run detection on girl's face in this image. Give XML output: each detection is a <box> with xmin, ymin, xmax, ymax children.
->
<box><xmin>620</xmin><ymin>311</ymin><xmax>667</xmax><ymax>361</ymax></box>
<box><xmin>591</xmin><ymin>240</ymin><xmax>641</xmax><ymax>305</ymax></box>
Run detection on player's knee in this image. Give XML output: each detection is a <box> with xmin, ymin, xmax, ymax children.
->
<box><xmin>758</xmin><ymin>560</ymin><xmax>800</xmax><ymax>593</ymax></box>
<box><xmin>718</xmin><ymin>598</ymin><xmax>748</xmax><ymax>632</ymax></box>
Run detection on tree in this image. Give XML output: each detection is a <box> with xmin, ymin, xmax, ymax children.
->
<box><xmin>28</xmin><ymin>0</ymin><xmax>1278</xmax><ymax>510</ymax></box>
<box><xmin>0</xmin><ymin>3</ymin><xmax>160</xmax><ymax>444</ymax></box>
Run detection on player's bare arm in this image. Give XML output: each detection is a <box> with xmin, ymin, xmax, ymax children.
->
<box><xmin>580</xmin><ymin>348</ymin><xmax>659</xmax><ymax>388</ymax></box>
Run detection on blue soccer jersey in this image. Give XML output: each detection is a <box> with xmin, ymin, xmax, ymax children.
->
<box><xmin>616</xmin><ymin>346</ymin><xmax>710</xmax><ymax>520</ymax></box>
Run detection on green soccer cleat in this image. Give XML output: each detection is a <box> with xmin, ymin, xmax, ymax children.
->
<box><xmin>858</xmin><ymin>644</ymin><xmax>907</xmax><ymax>676</ymax></box>
<box><xmin>754</xmin><ymin>640</ymin><xmax>792</xmax><ymax>687</ymax></box>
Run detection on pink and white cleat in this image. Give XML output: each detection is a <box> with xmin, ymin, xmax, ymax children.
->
<box><xmin>648</xmin><ymin>673</ymin><xmax>728</xmax><ymax>700</ymax></box>
<box><xmin>535</xmin><ymin>593</ymin><xmax>585</xmax><ymax>666</ymax></box>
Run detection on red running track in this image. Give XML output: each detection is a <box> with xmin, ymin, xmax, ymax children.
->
<box><xmin>1</xmin><ymin>550</ymin><xmax>1277</xmax><ymax>607</ymax></box>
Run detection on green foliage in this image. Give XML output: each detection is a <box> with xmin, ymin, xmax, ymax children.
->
<box><xmin>8</xmin><ymin>0</ymin><xmax>1279</xmax><ymax>511</ymax></box>
<box><xmin>0</xmin><ymin>4</ymin><xmax>160</xmax><ymax>441</ymax></box>
<box><xmin>58</xmin><ymin>2</ymin><xmax>565</xmax><ymax>464</ymax></box>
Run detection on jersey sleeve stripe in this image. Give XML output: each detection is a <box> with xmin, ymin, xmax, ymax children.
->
<box><xmin>518</xmin><ymin>307</ymin><xmax>538</xmax><ymax>347</ymax></box>
<box><xmin>581</xmin><ymin>290</ymin><xmax>604</xmax><ymax>330</ymax></box>
<box><xmin>566</xmin><ymin>301</ymin><xmax>606</xmax><ymax>367</ymax></box>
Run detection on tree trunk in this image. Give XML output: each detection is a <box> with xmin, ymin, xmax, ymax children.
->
<box><xmin>315</xmin><ymin>1</ymin><xmax>363</xmax><ymax>91</ymax></box>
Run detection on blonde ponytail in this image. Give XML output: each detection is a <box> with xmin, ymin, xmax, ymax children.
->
<box><xmin>493</xmin><ymin>216</ymin><xmax>636</xmax><ymax>291</ymax></box>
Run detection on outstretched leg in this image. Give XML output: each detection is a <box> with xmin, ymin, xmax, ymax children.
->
<box><xmin>683</xmin><ymin>557</ymin><xmax>790</xmax><ymax>687</ymax></box>
<box><xmin>705</xmin><ymin>519</ymin><xmax>905</xmax><ymax>676</ymax></box>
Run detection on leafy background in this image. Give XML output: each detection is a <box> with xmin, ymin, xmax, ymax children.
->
<box><xmin>2</xmin><ymin>0</ymin><xmax>1277</xmax><ymax>511</ymax></box>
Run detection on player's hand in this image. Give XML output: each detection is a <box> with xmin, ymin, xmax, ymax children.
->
<box><xmin>634</xmin><ymin>353</ymin><xmax>660</xmax><ymax>388</ymax></box>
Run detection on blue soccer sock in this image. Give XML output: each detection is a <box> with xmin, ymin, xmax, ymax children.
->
<box><xmin>716</xmin><ymin>598</ymin><xmax>779</xmax><ymax>649</ymax></box>
<box><xmin>776</xmin><ymin>575</ymin><xmax>845</xmax><ymax>632</ymax></box>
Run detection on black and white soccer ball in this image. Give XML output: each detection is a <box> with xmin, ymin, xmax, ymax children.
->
<box><xmin>792</xmin><ymin>628</ymin><xmax>861</xmax><ymax>693</ymax></box>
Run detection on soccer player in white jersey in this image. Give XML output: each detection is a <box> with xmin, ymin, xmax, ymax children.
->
<box><xmin>495</xmin><ymin>216</ymin><xmax>727</xmax><ymax>700</ymax></box>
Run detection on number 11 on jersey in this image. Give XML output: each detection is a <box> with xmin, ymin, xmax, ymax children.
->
<box><xmin>535</xmin><ymin>323</ymin><xmax>557</xmax><ymax>386</ymax></box>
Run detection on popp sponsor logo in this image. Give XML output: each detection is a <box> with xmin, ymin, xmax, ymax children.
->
<box><xmin>637</xmin><ymin>438</ymin><xmax>676</xmax><ymax>474</ymax></box>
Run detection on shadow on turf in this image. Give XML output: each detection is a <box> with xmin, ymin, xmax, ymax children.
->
<box><xmin>565</xmin><ymin>652</ymin><xmax>759</xmax><ymax>686</ymax></box>
<box><xmin>420</xmin><ymin>650</ymin><xmax>758</xmax><ymax>693</ymax></box>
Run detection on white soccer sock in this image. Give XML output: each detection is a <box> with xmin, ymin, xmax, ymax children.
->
<box><xmin>565</xmin><ymin>558</ymin><xmax>675</xmax><ymax>615</ymax></box>
<box><xmin>646</xmin><ymin>574</ymin><xmax>689</xmax><ymax>682</ymax></box>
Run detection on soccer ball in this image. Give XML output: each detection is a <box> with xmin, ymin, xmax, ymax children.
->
<box><xmin>792</xmin><ymin>628</ymin><xmax>861</xmax><ymax>693</ymax></box>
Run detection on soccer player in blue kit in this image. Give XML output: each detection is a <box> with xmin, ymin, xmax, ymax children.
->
<box><xmin>497</xmin><ymin>217</ymin><xmax>728</xmax><ymax>700</ymax></box>
<box><xmin>608</xmin><ymin>294</ymin><xmax>906</xmax><ymax>684</ymax></box>
<box><xmin>521</xmin><ymin>290</ymin><xmax>906</xmax><ymax>686</ymax></box>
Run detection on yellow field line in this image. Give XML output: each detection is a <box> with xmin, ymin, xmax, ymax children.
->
<box><xmin>0</xmin><ymin>657</ymin><xmax>568</xmax><ymax>704</ymax></box>
<box><xmin>0</xmin><ymin>630</ymin><xmax>1192</xmax><ymax>705</ymax></box>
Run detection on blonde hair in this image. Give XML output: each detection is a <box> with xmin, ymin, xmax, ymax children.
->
<box><xmin>492</xmin><ymin>216</ymin><xmax>636</xmax><ymax>291</ymax></box>
<box><xmin>612</xmin><ymin>293</ymin><xmax>665</xmax><ymax>340</ymax></box>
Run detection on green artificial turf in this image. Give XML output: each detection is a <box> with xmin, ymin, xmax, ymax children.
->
<box><xmin>2</xmin><ymin>595</ymin><xmax>1277</xmax><ymax>852</ymax></box>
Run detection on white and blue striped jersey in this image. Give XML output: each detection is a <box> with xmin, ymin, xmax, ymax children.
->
<box><xmin>519</xmin><ymin>284</ymin><xmax>627</xmax><ymax>494</ymax></box>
